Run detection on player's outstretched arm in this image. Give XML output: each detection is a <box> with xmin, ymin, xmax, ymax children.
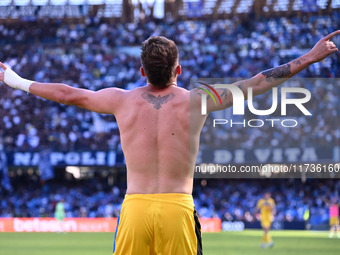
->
<box><xmin>201</xmin><ymin>30</ymin><xmax>340</xmax><ymax>113</ymax></box>
<box><xmin>0</xmin><ymin>62</ymin><xmax>124</xmax><ymax>114</ymax></box>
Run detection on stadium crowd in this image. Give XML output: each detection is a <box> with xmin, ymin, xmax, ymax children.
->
<box><xmin>0</xmin><ymin>173</ymin><xmax>339</xmax><ymax>226</ymax></box>
<box><xmin>0</xmin><ymin>172</ymin><xmax>123</xmax><ymax>219</ymax></box>
<box><xmin>193</xmin><ymin>178</ymin><xmax>340</xmax><ymax>226</ymax></box>
<box><xmin>0</xmin><ymin>15</ymin><xmax>339</xmax><ymax>151</ymax></box>
<box><xmin>0</xmin><ymin>15</ymin><xmax>339</xmax><ymax>226</ymax></box>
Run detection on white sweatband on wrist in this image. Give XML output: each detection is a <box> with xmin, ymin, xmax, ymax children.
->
<box><xmin>4</xmin><ymin>67</ymin><xmax>34</xmax><ymax>93</ymax></box>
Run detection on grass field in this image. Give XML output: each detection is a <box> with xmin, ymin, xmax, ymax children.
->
<box><xmin>0</xmin><ymin>230</ymin><xmax>339</xmax><ymax>255</ymax></box>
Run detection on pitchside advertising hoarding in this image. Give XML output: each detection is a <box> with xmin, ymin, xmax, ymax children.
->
<box><xmin>0</xmin><ymin>218</ymin><xmax>307</xmax><ymax>232</ymax></box>
<box><xmin>0</xmin><ymin>218</ymin><xmax>118</xmax><ymax>233</ymax></box>
<box><xmin>0</xmin><ymin>218</ymin><xmax>221</xmax><ymax>233</ymax></box>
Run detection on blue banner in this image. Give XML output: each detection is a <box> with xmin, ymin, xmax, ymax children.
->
<box><xmin>3</xmin><ymin>146</ymin><xmax>338</xmax><ymax>167</ymax></box>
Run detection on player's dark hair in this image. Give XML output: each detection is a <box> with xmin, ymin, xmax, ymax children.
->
<box><xmin>141</xmin><ymin>36</ymin><xmax>178</xmax><ymax>89</ymax></box>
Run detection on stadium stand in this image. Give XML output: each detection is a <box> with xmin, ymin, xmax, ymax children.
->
<box><xmin>0</xmin><ymin>5</ymin><xmax>339</xmax><ymax>230</ymax></box>
<box><xmin>1</xmin><ymin>172</ymin><xmax>339</xmax><ymax>228</ymax></box>
<box><xmin>0</xmin><ymin>15</ymin><xmax>339</xmax><ymax>151</ymax></box>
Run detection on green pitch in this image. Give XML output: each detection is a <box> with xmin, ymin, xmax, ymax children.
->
<box><xmin>0</xmin><ymin>230</ymin><xmax>338</xmax><ymax>255</ymax></box>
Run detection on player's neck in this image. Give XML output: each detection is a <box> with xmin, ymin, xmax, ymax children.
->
<box><xmin>147</xmin><ymin>82</ymin><xmax>177</xmax><ymax>88</ymax></box>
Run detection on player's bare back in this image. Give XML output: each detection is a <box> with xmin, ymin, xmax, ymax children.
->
<box><xmin>114</xmin><ymin>85</ymin><xmax>202</xmax><ymax>194</ymax></box>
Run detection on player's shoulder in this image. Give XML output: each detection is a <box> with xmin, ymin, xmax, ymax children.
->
<box><xmin>132</xmin><ymin>85</ymin><xmax>189</xmax><ymax>96</ymax></box>
<box><xmin>100</xmin><ymin>87</ymin><xmax>127</xmax><ymax>97</ymax></box>
<box><xmin>269</xmin><ymin>198</ymin><xmax>275</xmax><ymax>204</ymax></box>
<box><xmin>109</xmin><ymin>87</ymin><xmax>128</xmax><ymax>94</ymax></box>
<box><xmin>174</xmin><ymin>86</ymin><xmax>191</xmax><ymax>100</ymax></box>
<box><xmin>175</xmin><ymin>86</ymin><xmax>190</xmax><ymax>93</ymax></box>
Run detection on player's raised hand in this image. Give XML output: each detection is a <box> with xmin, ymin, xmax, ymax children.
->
<box><xmin>0</xmin><ymin>61</ymin><xmax>33</xmax><ymax>92</ymax></box>
<box><xmin>0</xmin><ymin>62</ymin><xmax>7</xmax><ymax>83</ymax></box>
<box><xmin>307</xmin><ymin>30</ymin><xmax>340</xmax><ymax>63</ymax></box>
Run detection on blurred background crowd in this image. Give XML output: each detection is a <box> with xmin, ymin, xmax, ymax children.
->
<box><xmin>0</xmin><ymin>15</ymin><xmax>340</xmax><ymax>151</ymax></box>
<box><xmin>1</xmin><ymin>172</ymin><xmax>339</xmax><ymax>228</ymax></box>
<box><xmin>0</xmin><ymin>4</ymin><xmax>339</xmax><ymax>228</ymax></box>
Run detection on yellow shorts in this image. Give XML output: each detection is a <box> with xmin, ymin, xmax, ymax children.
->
<box><xmin>261</xmin><ymin>219</ymin><xmax>272</xmax><ymax>229</ymax></box>
<box><xmin>330</xmin><ymin>217</ymin><xmax>339</xmax><ymax>226</ymax></box>
<box><xmin>113</xmin><ymin>193</ymin><xmax>202</xmax><ymax>255</ymax></box>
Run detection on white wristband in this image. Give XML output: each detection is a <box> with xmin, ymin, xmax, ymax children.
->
<box><xmin>4</xmin><ymin>67</ymin><xmax>34</xmax><ymax>93</ymax></box>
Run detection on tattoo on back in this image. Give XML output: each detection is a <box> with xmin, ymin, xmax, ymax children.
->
<box><xmin>142</xmin><ymin>92</ymin><xmax>175</xmax><ymax>109</ymax></box>
<box><xmin>261</xmin><ymin>64</ymin><xmax>291</xmax><ymax>82</ymax></box>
